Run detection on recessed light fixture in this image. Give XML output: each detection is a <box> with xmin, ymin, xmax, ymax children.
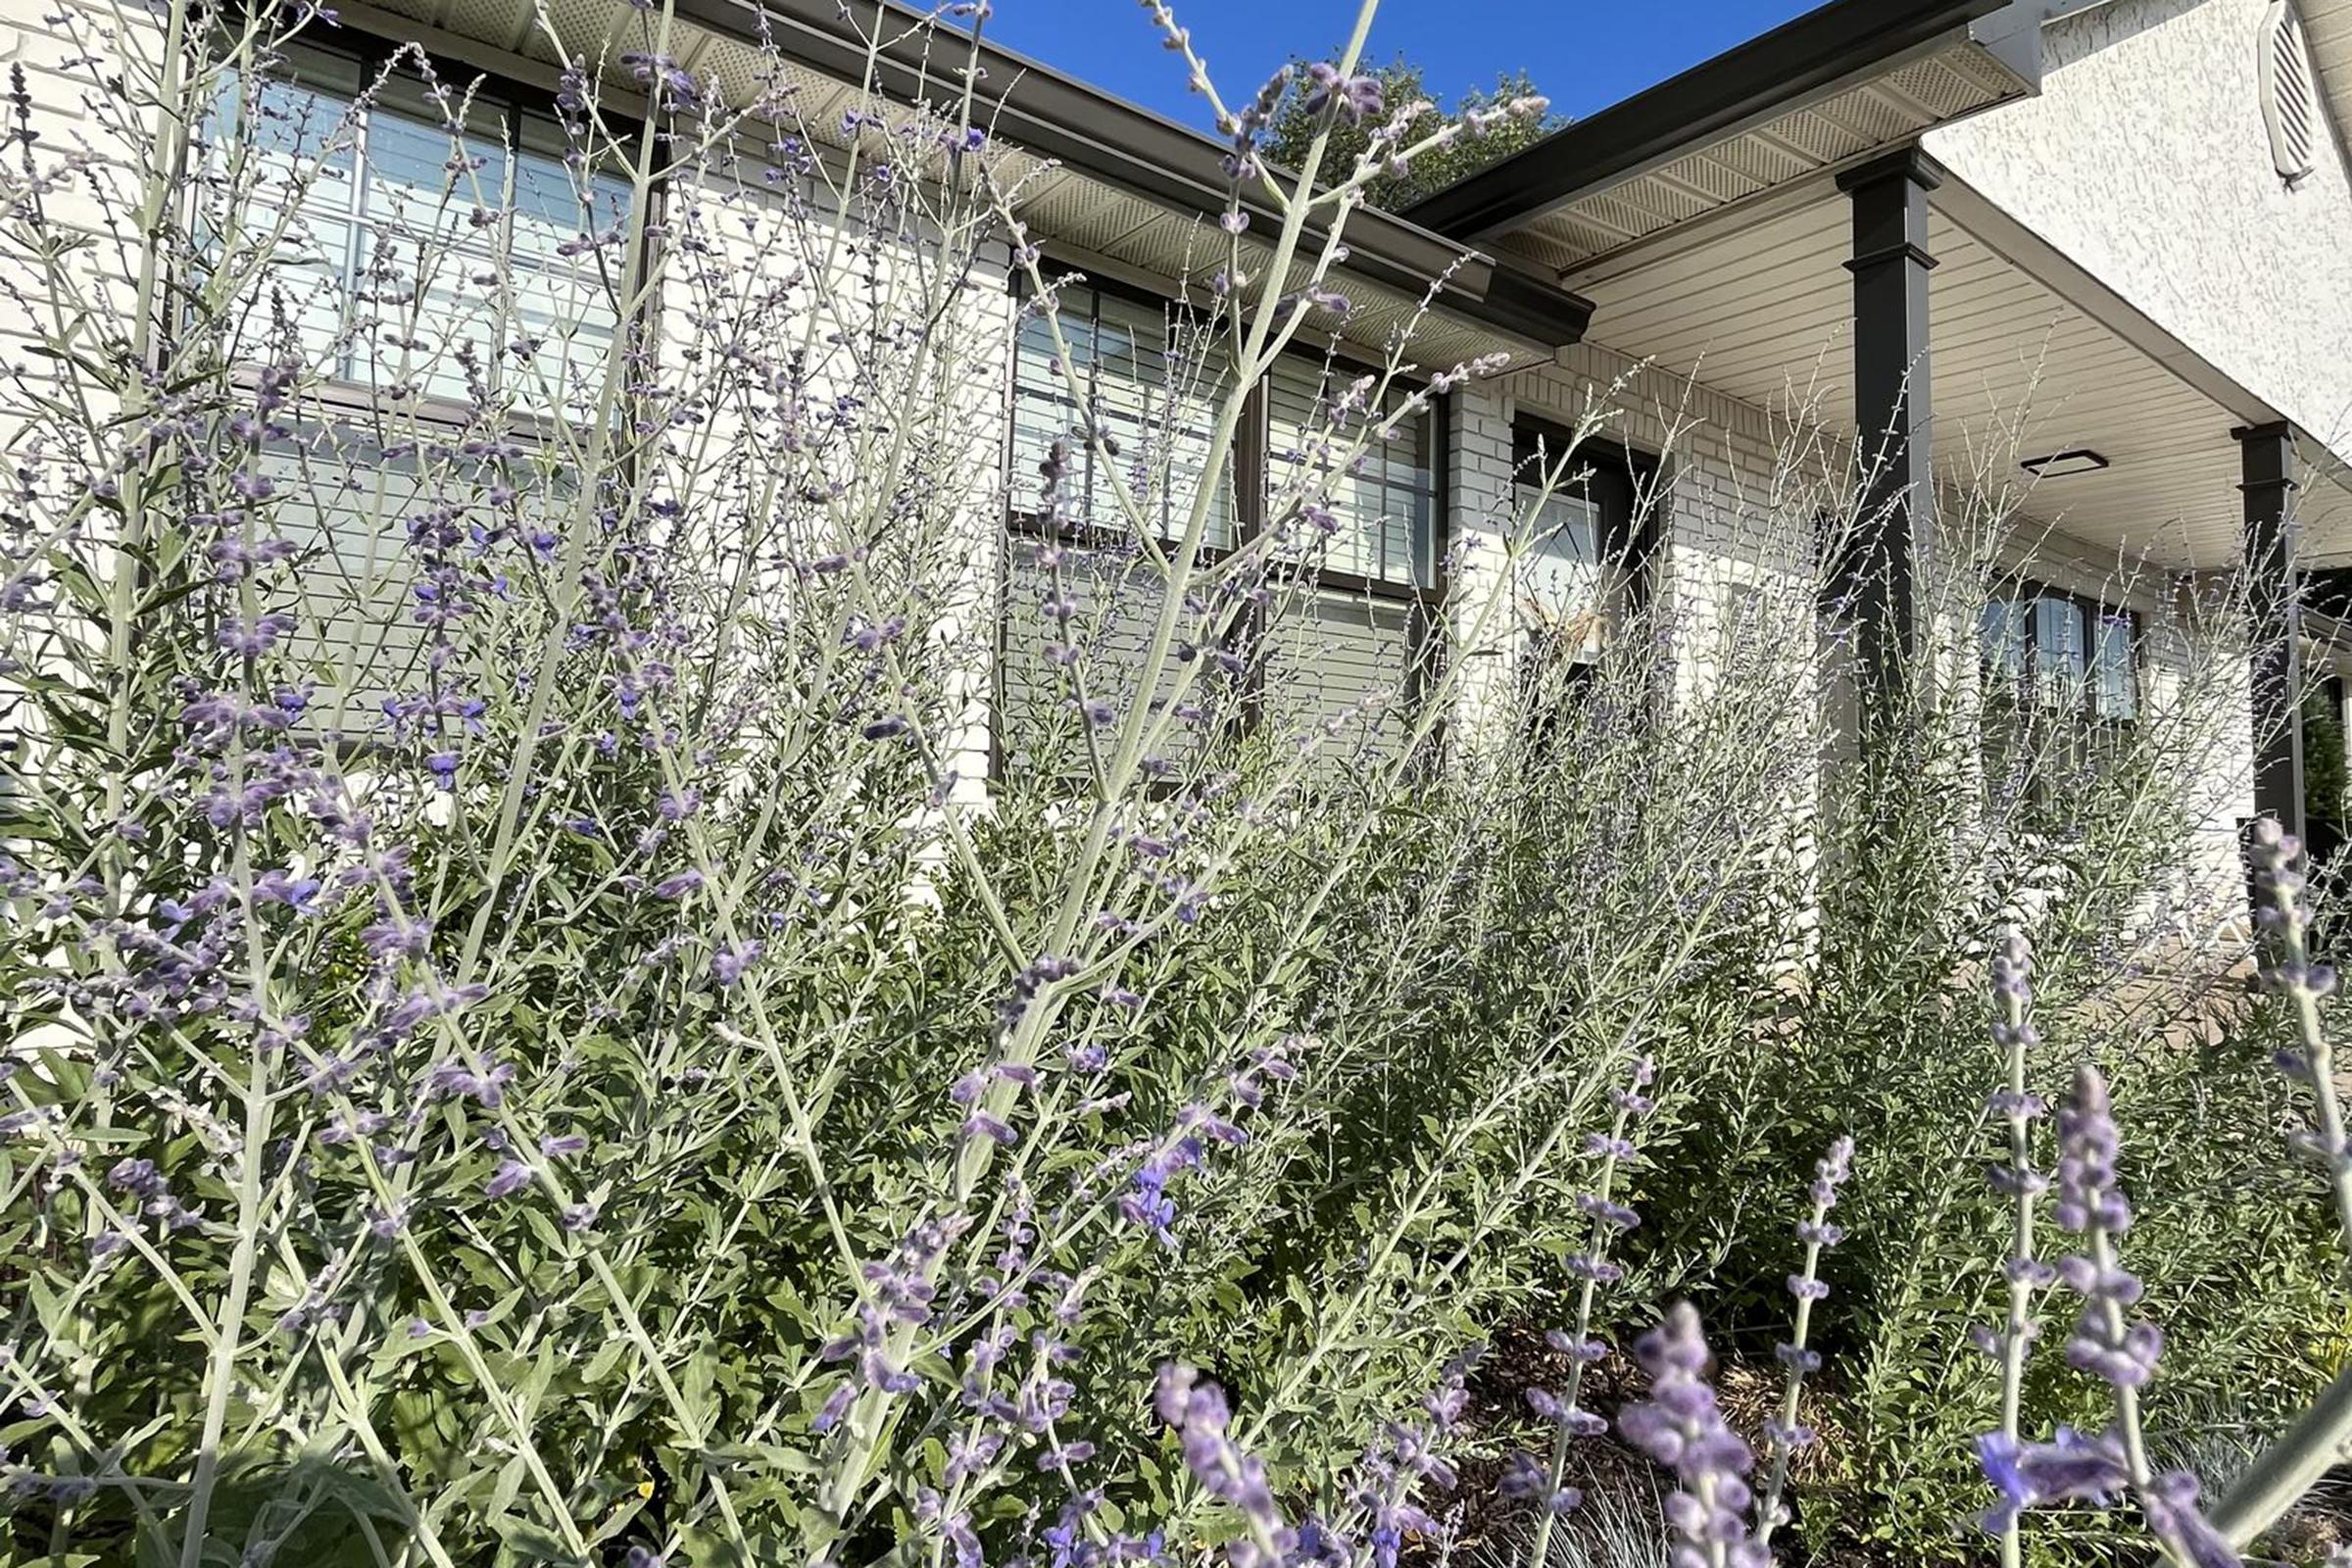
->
<box><xmin>2021</xmin><ymin>448</ymin><xmax>2111</xmax><ymax>478</ymax></box>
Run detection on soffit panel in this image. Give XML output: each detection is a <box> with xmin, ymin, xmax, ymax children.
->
<box><xmin>1503</xmin><ymin>35</ymin><xmax>2029</xmax><ymax>278</ymax></box>
<box><xmin>1577</xmin><ymin>196</ymin><xmax>2344</xmax><ymax>567</ymax></box>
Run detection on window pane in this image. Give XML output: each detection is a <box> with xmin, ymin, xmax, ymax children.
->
<box><xmin>1266</xmin><ymin>355</ymin><xmax>1434</xmax><ymax>588</ymax></box>
<box><xmin>1980</xmin><ymin>599</ymin><xmax>2027</xmax><ymax>686</ymax></box>
<box><xmin>1161</xmin><ymin>317</ymin><xmax>1236</xmax><ymax>548</ymax></box>
<box><xmin>2032</xmin><ymin>596</ymin><xmax>2084</xmax><ymax>710</ymax></box>
<box><xmin>997</xmin><ymin>538</ymin><xmax>1228</xmax><ymax>775</ymax></box>
<box><xmin>1007</xmin><ymin>287</ymin><xmax>1232</xmax><ymax>545</ymax></box>
<box><xmin>1517</xmin><ymin>488</ymin><xmax>1606</xmax><ymax>658</ymax></box>
<box><xmin>362</xmin><ymin>94</ymin><xmax>489</xmax><ymax>242</ymax></box>
<box><xmin>1090</xmin><ymin>292</ymin><xmax>1164</xmax><ymax>533</ymax></box>
<box><xmin>1011</xmin><ymin>309</ymin><xmax>1082</xmax><ymax>516</ymax></box>
<box><xmin>2092</xmin><ymin>613</ymin><xmax>2136</xmax><ymax>720</ymax></box>
<box><xmin>207</xmin><ymin>46</ymin><xmax>365</xmax><ymax>370</ymax></box>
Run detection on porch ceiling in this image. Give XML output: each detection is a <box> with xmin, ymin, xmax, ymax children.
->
<box><xmin>1577</xmin><ymin>189</ymin><xmax>2352</xmax><ymax>570</ymax></box>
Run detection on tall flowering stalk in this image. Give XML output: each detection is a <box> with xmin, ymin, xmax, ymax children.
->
<box><xmin>1975</xmin><ymin>1066</ymin><xmax>2238</xmax><ymax>1568</ymax></box>
<box><xmin>1513</xmin><ymin>1054</ymin><xmax>1658</xmax><ymax>1568</ymax></box>
<box><xmin>2209</xmin><ymin>823</ymin><xmax>2352</xmax><ymax>1548</ymax></box>
<box><xmin>2244</xmin><ymin>821</ymin><xmax>2352</xmax><ymax>1253</ymax></box>
<box><xmin>1983</xmin><ymin>929</ymin><xmax>2051</xmax><ymax>1568</ymax></box>
<box><xmin>1754</xmin><ymin>1134</ymin><xmax>1853</xmax><ymax>1548</ymax></box>
<box><xmin>1617</xmin><ymin>1303</ymin><xmax>1767</xmax><ymax>1568</ymax></box>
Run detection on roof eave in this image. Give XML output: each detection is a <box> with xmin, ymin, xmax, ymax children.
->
<box><xmin>1401</xmin><ymin>0</ymin><xmax>2023</xmax><ymax>242</ymax></box>
<box><xmin>668</xmin><ymin>0</ymin><xmax>1598</xmax><ymax>346</ymax></box>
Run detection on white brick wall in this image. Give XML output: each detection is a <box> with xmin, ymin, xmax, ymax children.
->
<box><xmin>0</xmin><ymin>0</ymin><xmax>167</xmax><ymax>466</ymax></box>
<box><xmin>656</xmin><ymin>159</ymin><xmax>1015</xmax><ymax>810</ymax></box>
<box><xmin>1441</xmin><ymin>377</ymin><xmax>1517</xmax><ymax>744</ymax></box>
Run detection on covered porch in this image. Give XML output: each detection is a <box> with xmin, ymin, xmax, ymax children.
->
<box><xmin>1562</xmin><ymin>151</ymin><xmax>2351</xmax><ymax>841</ymax></box>
<box><xmin>1407</xmin><ymin>0</ymin><xmax>2352</xmax><ymax>858</ymax></box>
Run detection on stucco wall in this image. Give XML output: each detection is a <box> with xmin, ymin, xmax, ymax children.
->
<box><xmin>1926</xmin><ymin>0</ymin><xmax>2352</xmax><ymax>460</ymax></box>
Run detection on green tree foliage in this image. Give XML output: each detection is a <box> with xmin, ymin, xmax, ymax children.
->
<box><xmin>2304</xmin><ymin>685</ymin><xmax>2347</xmax><ymax>827</ymax></box>
<box><xmin>1261</xmin><ymin>58</ymin><xmax>1565</xmax><ymax>211</ymax></box>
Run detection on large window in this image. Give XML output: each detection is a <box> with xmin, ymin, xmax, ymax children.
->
<box><xmin>206</xmin><ymin>40</ymin><xmax>631</xmax><ymax>718</ymax></box>
<box><xmin>214</xmin><ymin>39</ymin><xmax>633</xmax><ymax>414</ymax></box>
<box><xmin>998</xmin><ymin>276</ymin><xmax>1444</xmax><ymax>773</ymax></box>
<box><xmin>1979</xmin><ymin>587</ymin><xmax>2138</xmax><ymax>722</ymax></box>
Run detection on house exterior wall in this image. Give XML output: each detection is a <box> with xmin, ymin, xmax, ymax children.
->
<box><xmin>0</xmin><ymin>0</ymin><xmax>2305</xmax><ymax>949</ymax></box>
<box><xmin>0</xmin><ymin>0</ymin><xmax>166</xmax><ymax>451</ymax></box>
<box><xmin>1925</xmin><ymin>0</ymin><xmax>2352</xmax><ymax>459</ymax></box>
<box><xmin>660</xmin><ymin>164</ymin><xmax>1015</xmax><ymax>808</ymax></box>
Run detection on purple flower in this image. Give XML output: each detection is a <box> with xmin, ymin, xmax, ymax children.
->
<box><xmin>108</xmin><ymin>1157</ymin><xmax>165</xmax><ymax>1199</ymax></box>
<box><xmin>484</xmin><ymin>1160</ymin><xmax>531</xmax><ymax>1200</ymax></box>
<box><xmin>652</xmin><ymin>869</ymin><xmax>704</xmax><ymax>900</ymax></box>
<box><xmin>812</xmin><ymin>1382</ymin><xmax>855</xmax><ymax>1432</ymax></box>
<box><xmin>2053</xmin><ymin>1065</ymin><xmax>2130</xmax><ymax>1236</ymax></box>
<box><xmin>959</xmin><ymin>1112</ymin><xmax>1016</xmax><ymax>1147</ymax></box>
<box><xmin>712</xmin><ymin>941</ymin><xmax>761</xmax><ymax>985</ymax></box>
<box><xmin>252</xmin><ymin>870</ymin><xmax>323</xmax><ymax>912</ymax></box>
<box><xmin>1301</xmin><ymin>61</ymin><xmax>1383</xmax><ymax>124</ymax></box>
<box><xmin>1156</xmin><ymin>1364</ymin><xmax>1289</xmax><ymax>1548</ymax></box>
<box><xmin>862</xmin><ymin>1348</ymin><xmax>918</xmax><ymax>1395</ymax></box>
<box><xmin>2139</xmin><ymin>1470</ymin><xmax>2241</xmax><ymax>1568</ymax></box>
<box><xmin>1975</xmin><ymin>1428</ymin><xmax>2127</xmax><ymax>1536</ymax></box>
<box><xmin>1617</xmin><ymin>1304</ymin><xmax>1765</xmax><ymax>1568</ymax></box>
<box><xmin>2050</xmin><ymin>1067</ymin><xmax>2159</xmax><ymax>1391</ymax></box>
<box><xmin>1576</xmin><ymin>1194</ymin><xmax>1639</xmax><ymax>1231</ymax></box>
<box><xmin>217</xmin><ymin>612</ymin><xmax>296</xmax><ymax>657</ymax></box>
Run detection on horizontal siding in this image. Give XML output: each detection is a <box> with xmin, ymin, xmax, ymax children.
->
<box><xmin>1260</xmin><ymin>587</ymin><xmax>1416</xmax><ymax>757</ymax></box>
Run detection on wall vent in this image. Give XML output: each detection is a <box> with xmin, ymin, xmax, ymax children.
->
<box><xmin>2262</xmin><ymin>0</ymin><xmax>2320</xmax><ymax>186</ymax></box>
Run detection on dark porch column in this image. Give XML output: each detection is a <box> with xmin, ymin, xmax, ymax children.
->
<box><xmin>2237</xmin><ymin>420</ymin><xmax>2304</xmax><ymax>843</ymax></box>
<box><xmin>1837</xmin><ymin>148</ymin><xmax>1941</xmax><ymax>708</ymax></box>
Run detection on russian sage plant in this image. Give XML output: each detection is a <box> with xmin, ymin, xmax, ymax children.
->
<box><xmin>1</xmin><ymin>0</ymin><xmax>2342</xmax><ymax>1559</ymax></box>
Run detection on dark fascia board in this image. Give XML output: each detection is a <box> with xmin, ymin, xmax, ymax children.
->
<box><xmin>664</xmin><ymin>0</ymin><xmax>1595</xmax><ymax>347</ymax></box>
<box><xmin>1401</xmin><ymin>0</ymin><xmax>2016</xmax><ymax>242</ymax></box>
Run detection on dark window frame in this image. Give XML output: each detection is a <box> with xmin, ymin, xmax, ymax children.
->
<box><xmin>1508</xmin><ymin>416</ymin><xmax>1664</xmax><ymax>610</ymax></box>
<box><xmin>1979</xmin><ymin>579</ymin><xmax>2143</xmax><ymax>729</ymax></box>
<box><xmin>1506</xmin><ymin>415</ymin><xmax>1664</xmax><ymax>729</ymax></box>
<box><xmin>996</xmin><ymin>263</ymin><xmax>1452</xmax><ymax>777</ymax></box>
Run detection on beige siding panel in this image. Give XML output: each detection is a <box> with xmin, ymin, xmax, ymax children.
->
<box><xmin>1261</xmin><ymin>588</ymin><xmax>1415</xmax><ymax>755</ymax></box>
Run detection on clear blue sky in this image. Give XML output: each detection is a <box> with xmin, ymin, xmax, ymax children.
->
<box><xmin>975</xmin><ymin>0</ymin><xmax>1821</xmax><ymax>128</ymax></box>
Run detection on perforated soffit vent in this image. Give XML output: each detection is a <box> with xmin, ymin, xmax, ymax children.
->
<box><xmin>2263</xmin><ymin>0</ymin><xmax>2320</xmax><ymax>185</ymax></box>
